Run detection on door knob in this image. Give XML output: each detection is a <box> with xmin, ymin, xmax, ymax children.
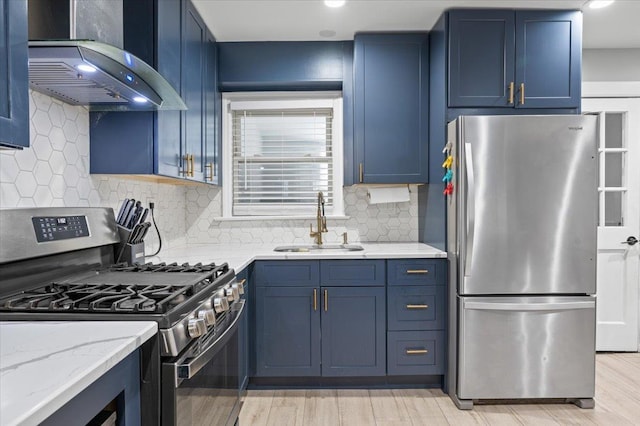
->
<box><xmin>622</xmin><ymin>236</ymin><xmax>638</xmax><ymax>246</ymax></box>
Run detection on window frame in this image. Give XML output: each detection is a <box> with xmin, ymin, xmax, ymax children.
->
<box><xmin>222</xmin><ymin>92</ymin><xmax>344</xmax><ymax>219</ymax></box>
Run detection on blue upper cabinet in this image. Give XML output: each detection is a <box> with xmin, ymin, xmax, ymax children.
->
<box><xmin>204</xmin><ymin>31</ymin><xmax>220</xmax><ymax>184</ymax></box>
<box><xmin>448</xmin><ymin>10</ymin><xmax>515</xmax><ymax>108</ymax></box>
<box><xmin>182</xmin><ymin>2</ymin><xmax>206</xmax><ymax>182</ymax></box>
<box><xmin>90</xmin><ymin>0</ymin><xmax>219</xmax><ymax>185</ymax></box>
<box><xmin>448</xmin><ymin>9</ymin><xmax>581</xmax><ymax>109</ymax></box>
<box><xmin>0</xmin><ymin>0</ymin><xmax>29</xmax><ymax>149</ymax></box>
<box><xmin>354</xmin><ymin>33</ymin><xmax>429</xmax><ymax>184</ymax></box>
<box><xmin>515</xmin><ymin>10</ymin><xmax>582</xmax><ymax>109</ymax></box>
<box><xmin>218</xmin><ymin>42</ymin><xmax>346</xmax><ymax>91</ymax></box>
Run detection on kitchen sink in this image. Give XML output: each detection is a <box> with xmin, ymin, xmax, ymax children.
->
<box><xmin>273</xmin><ymin>244</ymin><xmax>364</xmax><ymax>252</ymax></box>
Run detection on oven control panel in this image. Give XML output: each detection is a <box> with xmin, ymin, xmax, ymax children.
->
<box><xmin>32</xmin><ymin>216</ymin><xmax>89</xmax><ymax>242</ymax></box>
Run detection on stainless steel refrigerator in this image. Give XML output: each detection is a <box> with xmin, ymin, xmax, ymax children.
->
<box><xmin>446</xmin><ymin>115</ymin><xmax>598</xmax><ymax>410</ymax></box>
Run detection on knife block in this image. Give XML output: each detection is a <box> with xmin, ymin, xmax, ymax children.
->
<box><xmin>116</xmin><ymin>225</ymin><xmax>145</xmax><ymax>265</ymax></box>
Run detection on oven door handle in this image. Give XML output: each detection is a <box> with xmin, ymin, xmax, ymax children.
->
<box><xmin>175</xmin><ymin>300</ymin><xmax>245</xmax><ymax>381</ymax></box>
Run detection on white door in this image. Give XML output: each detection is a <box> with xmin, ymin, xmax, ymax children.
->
<box><xmin>582</xmin><ymin>98</ymin><xmax>640</xmax><ymax>352</ymax></box>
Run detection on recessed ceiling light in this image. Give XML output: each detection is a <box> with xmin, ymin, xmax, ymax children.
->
<box><xmin>77</xmin><ymin>64</ymin><xmax>97</xmax><ymax>73</ymax></box>
<box><xmin>588</xmin><ymin>0</ymin><xmax>615</xmax><ymax>9</ymax></box>
<box><xmin>132</xmin><ymin>96</ymin><xmax>148</xmax><ymax>104</ymax></box>
<box><xmin>324</xmin><ymin>0</ymin><xmax>345</xmax><ymax>8</ymax></box>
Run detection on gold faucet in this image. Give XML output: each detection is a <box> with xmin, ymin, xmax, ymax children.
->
<box><xmin>310</xmin><ymin>191</ymin><xmax>328</xmax><ymax>245</ymax></box>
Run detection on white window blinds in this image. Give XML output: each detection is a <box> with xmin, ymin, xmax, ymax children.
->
<box><xmin>231</xmin><ymin>108</ymin><xmax>335</xmax><ymax>216</ymax></box>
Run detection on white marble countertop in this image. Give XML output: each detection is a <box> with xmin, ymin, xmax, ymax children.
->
<box><xmin>0</xmin><ymin>321</ymin><xmax>157</xmax><ymax>426</ymax></box>
<box><xmin>150</xmin><ymin>242</ymin><xmax>446</xmax><ymax>272</ymax></box>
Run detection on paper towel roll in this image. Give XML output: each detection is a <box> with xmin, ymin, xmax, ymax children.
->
<box><xmin>366</xmin><ymin>186</ymin><xmax>410</xmax><ymax>204</ymax></box>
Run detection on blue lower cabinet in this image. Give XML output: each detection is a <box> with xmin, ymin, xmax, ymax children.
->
<box><xmin>320</xmin><ymin>260</ymin><xmax>386</xmax><ymax>286</ymax></box>
<box><xmin>255</xmin><ymin>286</ymin><xmax>321</xmax><ymax>377</ymax></box>
<box><xmin>237</xmin><ymin>269</ymin><xmax>249</xmax><ymax>392</ymax></box>
<box><xmin>387</xmin><ymin>286</ymin><xmax>446</xmax><ymax>331</ymax></box>
<box><xmin>387</xmin><ymin>330</ymin><xmax>446</xmax><ymax>375</ymax></box>
<box><xmin>321</xmin><ymin>286</ymin><xmax>386</xmax><ymax>376</ymax></box>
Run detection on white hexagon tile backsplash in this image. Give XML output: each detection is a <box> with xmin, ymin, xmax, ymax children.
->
<box><xmin>1</xmin><ymin>91</ymin><xmax>419</xmax><ymax>247</ymax></box>
<box><xmin>0</xmin><ymin>91</ymin><xmax>188</xmax><ymax>250</ymax></box>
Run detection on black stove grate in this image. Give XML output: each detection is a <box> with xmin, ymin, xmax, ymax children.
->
<box><xmin>0</xmin><ymin>262</ymin><xmax>231</xmax><ymax>315</ymax></box>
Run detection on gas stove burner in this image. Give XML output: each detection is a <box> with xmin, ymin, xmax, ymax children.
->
<box><xmin>0</xmin><ymin>262</ymin><xmax>232</xmax><ymax>315</ymax></box>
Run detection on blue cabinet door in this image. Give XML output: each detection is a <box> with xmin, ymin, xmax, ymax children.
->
<box><xmin>515</xmin><ymin>10</ymin><xmax>581</xmax><ymax>109</ymax></box>
<box><xmin>354</xmin><ymin>33</ymin><xmax>429</xmax><ymax>184</ymax></box>
<box><xmin>255</xmin><ymin>286</ymin><xmax>321</xmax><ymax>377</ymax></box>
<box><xmin>448</xmin><ymin>10</ymin><xmax>515</xmax><ymax>108</ymax></box>
<box><xmin>321</xmin><ymin>286</ymin><xmax>386</xmax><ymax>376</ymax></box>
<box><xmin>182</xmin><ymin>1</ymin><xmax>206</xmax><ymax>181</ymax></box>
<box><xmin>204</xmin><ymin>30</ymin><xmax>220</xmax><ymax>184</ymax></box>
<box><xmin>447</xmin><ymin>9</ymin><xmax>581</xmax><ymax>110</ymax></box>
<box><xmin>237</xmin><ymin>269</ymin><xmax>249</xmax><ymax>391</ymax></box>
<box><xmin>0</xmin><ymin>0</ymin><xmax>29</xmax><ymax>149</ymax></box>
<box><xmin>156</xmin><ymin>0</ymin><xmax>183</xmax><ymax>178</ymax></box>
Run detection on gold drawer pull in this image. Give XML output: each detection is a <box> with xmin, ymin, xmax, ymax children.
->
<box><xmin>406</xmin><ymin>349</ymin><xmax>428</xmax><ymax>355</ymax></box>
<box><xmin>406</xmin><ymin>269</ymin><xmax>429</xmax><ymax>274</ymax></box>
<box><xmin>406</xmin><ymin>304</ymin><xmax>428</xmax><ymax>310</ymax></box>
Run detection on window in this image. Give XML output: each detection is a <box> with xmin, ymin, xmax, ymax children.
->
<box><xmin>222</xmin><ymin>93</ymin><xmax>343</xmax><ymax>218</ymax></box>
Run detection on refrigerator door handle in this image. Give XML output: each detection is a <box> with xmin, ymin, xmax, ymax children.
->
<box><xmin>464</xmin><ymin>142</ymin><xmax>475</xmax><ymax>275</ymax></box>
<box><xmin>465</xmin><ymin>301</ymin><xmax>594</xmax><ymax>311</ymax></box>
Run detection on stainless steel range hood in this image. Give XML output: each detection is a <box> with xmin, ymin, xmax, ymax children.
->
<box><xmin>27</xmin><ymin>0</ymin><xmax>186</xmax><ymax>111</ymax></box>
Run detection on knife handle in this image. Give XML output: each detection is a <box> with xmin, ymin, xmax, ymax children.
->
<box><xmin>116</xmin><ymin>198</ymin><xmax>130</xmax><ymax>224</ymax></box>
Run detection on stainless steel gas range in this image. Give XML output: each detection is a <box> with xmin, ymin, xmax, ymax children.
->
<box><xmin>0</xmin><ymin>207</ymin><xmax>245</xmax><ymax>426</ymax></box>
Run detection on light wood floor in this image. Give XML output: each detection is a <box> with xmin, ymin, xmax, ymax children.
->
<box><xmin>240</xmin><ymin>353</ymin><xmax>640</xmax><ymax>425</ymax></box>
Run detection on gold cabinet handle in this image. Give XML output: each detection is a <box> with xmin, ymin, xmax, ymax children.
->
<box><xmin>190</xmin><ymin>154</ymin><xmax>195</xmax><ymax>177</ymax></box>
<box><xmin>508</xmin><ymin>81</ymin><xmax>515</xmax><ymax>105</ymax></box>
<box><xmin>406</xmin><ymin>269</ymin><xmax>429</xmax><ymax>274</ymax></box>
<box><xmin>324</xmin><ymin>289</ymin><xmax>328</xmax><ymax>312</ymax></box>
<box><xmin>519</xmin><ymin>83</ymin><xmax>525</xmax><ymax>105</ymax></box>
<box><xmin>406</xmin><ymin>349</ymin><xmax>428</xmax><ymax>355</ymax></box>
<box><xmin>313</xmin><ymin>288</ymin><xmax>317</xmax><ymax>311</ymax></box>
<box><xmin>181</xmin><ymin>154</ymin><xmax>189</xmax><ymax>176</ymax></box>
<box><xmin>359</xmin><ymin>163</ymin><xmax>364</xmax><ymax>183</ymax></box>
<box><xmin>205</xmin><ymin>162</ymin><xmax>213</xmax><ymax>181</ymax></box>
<box><xmin>406</xmin><ymin>304</ymin><xmax>429</xmax><ymax>310</ymax></box>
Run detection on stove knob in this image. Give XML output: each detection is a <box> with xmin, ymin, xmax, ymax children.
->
<box><xmin>225</xmin><ymin>285</ymin><xmax>239</xmax><ymax>302</ymax></box>
<box><xmin>213</xmin><ymin>296</ymin><xmax>229</xmax><ymax>313</ymax></box>
<box><xmin>232</xmin><ymin>279</ymin><xmax>245</xmax><ymax>295</ymax></box>
<box><xmin>197</xmin><ymin>309</ymin><xmax>216</xmax><ymax>326</ymax></box>
<box><xmin>187</xmin><ymin>318</ymin><xmax>207</xmax><ymax>338</ymax></box>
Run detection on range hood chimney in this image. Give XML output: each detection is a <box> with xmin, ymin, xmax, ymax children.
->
<box><xmin>28</xmin><ymin>0</ymin><xmax>186</xmax><ymax>111</ymax></box>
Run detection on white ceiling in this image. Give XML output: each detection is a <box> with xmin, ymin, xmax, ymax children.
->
<box><xmin>191</xmin><ymin>0</ymin><xmax>640</xmax><ymax>49</ymax></box>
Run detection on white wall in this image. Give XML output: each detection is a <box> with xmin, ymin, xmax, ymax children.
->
<box><xmin>583</xmin><ymin>48</ymin><xmax>640</xmax><ymax>82</ymax></box>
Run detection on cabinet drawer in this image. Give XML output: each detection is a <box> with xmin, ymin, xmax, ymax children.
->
<box><xmin>387</xmin><ymin>259</ymin><xmax>446</xmax><ymax>286</ymax></box>
<box><xmin>254</xmin><ymin>261</ymin><xmax>319</xmax><ymax>286</ymax></box>
<box><xmin>387</xmin><ymin>286</ymin><xmax>445</xmax><ymax>331</ymax></box>
<box><xmin>320</xmin><ymin>260</ymin><xmax>385</xmax><ymax>286</ymax></box>
<box><xmin>387</xmin><ymin>331</ymin><xmax>445</xmax><ymax>375</ymax></box>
